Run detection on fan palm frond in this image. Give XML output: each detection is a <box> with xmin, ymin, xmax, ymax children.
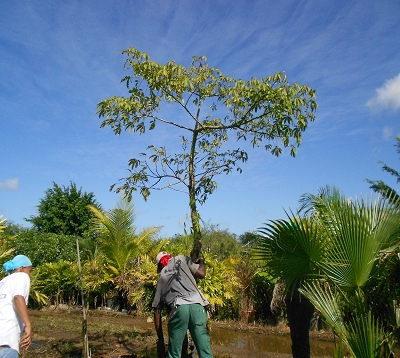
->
<box><xmin>314</xmin><ymin>192</ymin><xmax>400</xmax><ymax>291</ymax></box>
<box><xmin>253</xmin><ymin>213</ymin><xmax>324</xmax><ymax>293</ymax></box>
<box><xmin>346</xmin><ymin>310</ymin><xmax>389</xmax><ymax>358</ymax></box>
<box><xmin>300</xmin><ymin>280</ymin><xmax>347</xmax><ymax>341</ymax></box>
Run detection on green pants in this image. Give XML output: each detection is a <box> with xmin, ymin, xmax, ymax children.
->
<box><xmin>167</xmin><ymin>304</ymin><xmax>213</xmax><ymax>358</ymax></box>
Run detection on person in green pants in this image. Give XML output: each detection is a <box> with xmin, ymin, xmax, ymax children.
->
<box><xmin>152</xmin><ymin>251</ymin><xmax>213</xmax><ymax>358</ymax></box>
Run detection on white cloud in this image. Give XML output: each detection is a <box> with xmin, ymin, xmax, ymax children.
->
<box><xmin>0</xmin><ymin>178</ymin><xmax>19</xmax><ymax>191</ymax></box>
<box><xmin>382</xmin><ymin>126</ymin><xmax>393</xmax><ymax>140</ymax></box>
<box><xmin>254</xmin><ymin>205</ymin><xmax>264</xmax><ymax>213</ymax></box>
<box><xmin>367</xmin><ymin>73</ymin><xmax>400</xmax><ymax>111</ymax></box>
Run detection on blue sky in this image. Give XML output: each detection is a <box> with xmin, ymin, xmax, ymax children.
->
<box><xmin>1</xmin><ymin>1</ymin><xmax>399</xmax><ymax>238</ymax></box>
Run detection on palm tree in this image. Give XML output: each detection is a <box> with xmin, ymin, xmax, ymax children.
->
<box><xmin>298</xmin><ymin>186</ymin><xmax>400</xmax><ymax>357</ymax></box>
<box><xmin>253</xmin><ymin>214</ymin><xmax>323</xmax><ymax>358</ymax></box>
<box><xmin>87</xmin><ymin>200</ymin><xmax>160</xmax><ymax>310</ymax></box>
<box><xmin>35</xmin><ymin>260</ymin><xmax>79</xmax><ymax>307</ymax></box>
<box><xmin>254</xmin><ymin>186</ymin><xmax>400</xmax><ymax>358</ymax></box>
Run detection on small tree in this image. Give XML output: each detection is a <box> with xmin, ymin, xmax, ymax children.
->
<box><xmin>26</xmin><ymin>181</ymin><xmax>101</xmax><ymax>237</ymax></box>
<box><xmin>97</xmin><ymin>47</ymin><xmax>317</xmax><ymax>258</ymax></box>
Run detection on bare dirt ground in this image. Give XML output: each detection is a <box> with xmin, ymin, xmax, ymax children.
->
<box><xmin>22</xmin><ymin>308</ymin><xmax>335</xmax><ymax>358</ymax></box>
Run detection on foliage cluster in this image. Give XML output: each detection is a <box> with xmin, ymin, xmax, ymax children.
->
<box><xmin>9</xmin><ymin>231</ymin><xmax>77</xmax><ymax>267</ymax></box>
<box><xmin>26</xmin><ymin>181</ymin><xmax>101</xmax><ymax>237</ymax></box>
<box><xmin>0</xmin><ymin>183</ymin><xmax>269</xmax><ymax>323</ymax></box>
<box><xmin>2</xmin><ymin>178</ymin><xmax>400</xmax><ymax>358</ymax></box>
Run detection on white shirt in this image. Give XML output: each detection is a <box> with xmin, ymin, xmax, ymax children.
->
<box><xmin>0</xmin><ymin>272</ymin><xmax>31</xmax><ymax>352</ymax></box>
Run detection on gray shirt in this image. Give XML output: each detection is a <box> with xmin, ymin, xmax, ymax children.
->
<box><xmin>152</xmin><ymin>255</ymin><xmax>209</xmax><ymax>316</ymax></box>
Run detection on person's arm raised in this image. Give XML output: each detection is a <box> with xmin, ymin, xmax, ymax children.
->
<box><xmin>195</xmin><ymin>255</ymin><xmax>206</xmax><ymax>279</ymax></box>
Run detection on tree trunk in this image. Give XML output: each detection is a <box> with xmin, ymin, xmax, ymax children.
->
<box><xmin>188</xmin><ymin>122</ymin><xmax>202</xmax><ymax>261</ymax></box>
<box><xmin>285</xmin><ymin>291</ymin><xmax>314</xmax><ymax>358</ymax></box>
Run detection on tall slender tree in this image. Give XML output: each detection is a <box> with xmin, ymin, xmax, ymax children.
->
<box><xmin>97</xmin><ymin>47</ymin><xmax>317</xmax><ymax>259</ymax></box>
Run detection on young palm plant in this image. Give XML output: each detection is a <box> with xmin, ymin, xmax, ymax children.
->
<box><xmin>254</xmin><ymin>185</ymin><xmax>400</xmax><ymax>358</ymax></box>
<box><xmin>87</xmin><ymin>200</ymin><xmax>160</xmax><ymax>310</ymax></box>
<box><xmin>35</xmin><ymin>260</ymin><xmax>79</xmax><ymax>306</ymax></box>
<box><xmin>298</xmin><ymin>186</ymin><xmax>400</xmax><ymax>357</ymax></box>
<box><xmin>253</xmin><ymin>213</ymin><xmax>325</xmax><ymax>357</ymax></box>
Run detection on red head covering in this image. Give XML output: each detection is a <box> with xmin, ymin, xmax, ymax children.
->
<box><xmin>159</xmin><ymin>254</ymin><xmax>172</xmax><ymax>267</ymax></box>
<box><xmin>156</xmin><ymin>251</ymin><xmax>173</xmax><ymax>268</ymax></box>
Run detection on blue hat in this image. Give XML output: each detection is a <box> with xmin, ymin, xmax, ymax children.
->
<box><xmin>2</xmin><ymin>255</ymin><xmax>32</xmax><ymax>274</ymax></box>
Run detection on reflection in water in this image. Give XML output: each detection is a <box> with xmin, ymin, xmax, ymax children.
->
<box><xmin>211</xmin><ymin>327</ymin><xmax>335</xmax><ymax>357</ymax></box>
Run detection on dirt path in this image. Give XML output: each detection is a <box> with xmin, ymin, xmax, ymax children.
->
<box><xmin>24</xmin><ymin>309</ymin><xmax>334</xmax><ymax>358</ymax></box>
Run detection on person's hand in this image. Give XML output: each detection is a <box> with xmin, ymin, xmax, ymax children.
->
<box><xmin>190</xmin><ymin>240</ymin><xmax>202</xmax><ymax>262</ymax></box>
<box><xmin>20</xmin><ymin>324</ymin><xmax>32</xmax><ymax>350</ymax></box>
<box><xmin>196</xmin><ymin>254</ymin><xmax>205</xmax><ymax>264</ymax></box>
<box><xmin>157</xmin><ymin>339</ymin><xmax>166</xmax><ymax>358</ymax></box>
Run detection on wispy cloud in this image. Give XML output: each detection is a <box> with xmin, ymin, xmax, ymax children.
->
<box><xmin>367</xmin><ymin>73</ymin><xmax>400</xmax><ymax>111</ymax></box>
<box><xmin>1</xmin><ymin>1</ymin><xmax>399</xmax><ymax>234</ymax></box>
<box><xmin>382</xmin><ymin>126</ymin><xmax>394</xmax><ymax>140</ymax></box>
<box><xmin>0</xmin><ymin>178</ymin><xmax>19</xmax><ymax>191</ymax></box>
<box><xmin>254</xmin><ymin>205</ymin><xmax>264</xmax><ymax>213</ymax></box>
